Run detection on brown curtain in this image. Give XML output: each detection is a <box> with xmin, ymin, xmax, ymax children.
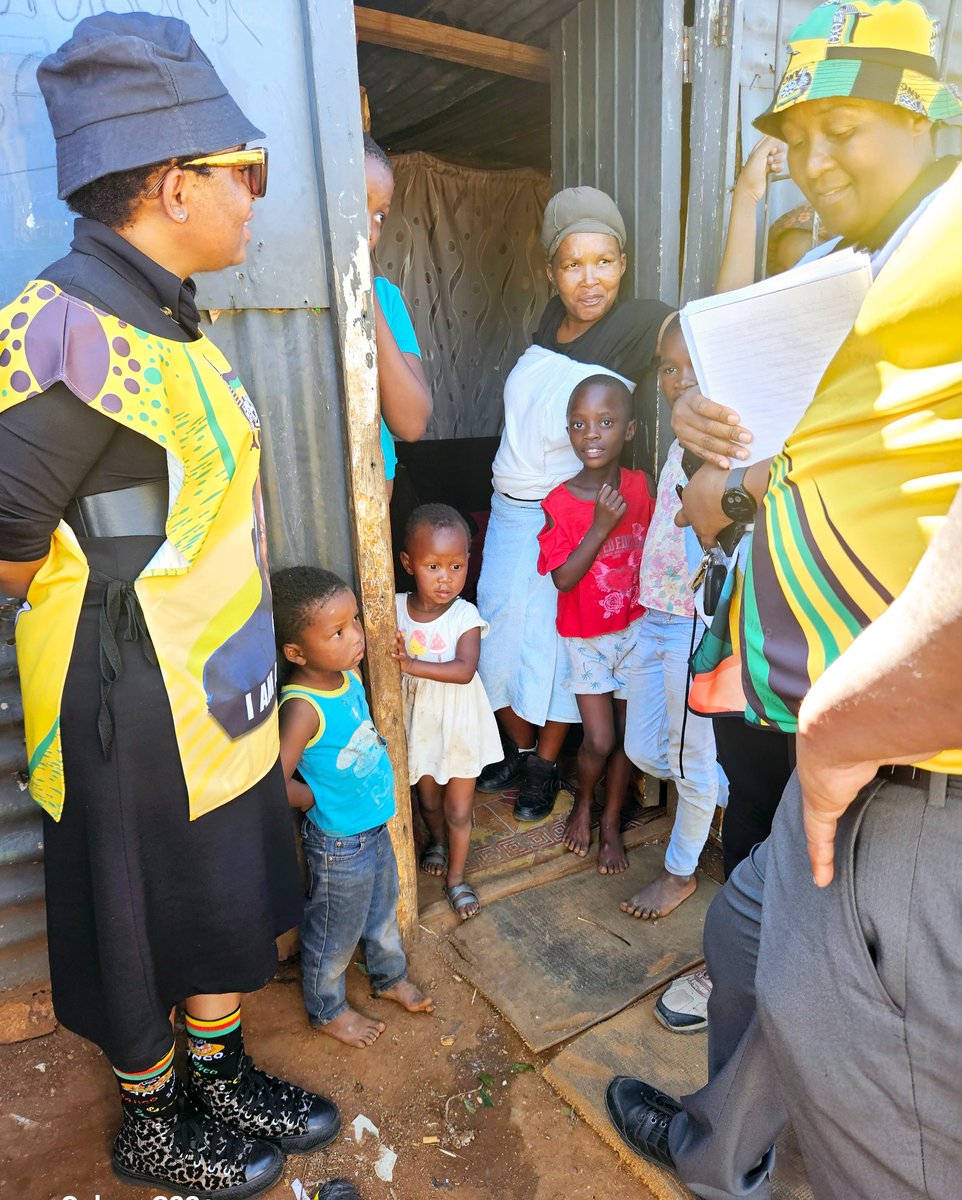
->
<box><xmin>376</xmin><ymin>151</ymin><xmax>551</xmax><ymax>439</ymax></box>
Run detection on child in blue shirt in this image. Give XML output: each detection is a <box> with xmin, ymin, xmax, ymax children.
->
<box><xmin>273</xmin><ymin>566</ymin><xmax>433</xmax><ymax>1049</ymax></box>
<box><xmin>365</xmin><ymin>135</ymin><xmax>432</xmax><ymax>496</ymax></box>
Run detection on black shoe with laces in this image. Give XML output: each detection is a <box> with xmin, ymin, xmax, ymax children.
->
<box><xmin>111</xmin><ymin>1090</ymin><xmax>283</xmax><ymax>1199</ymax></box>
<box><xmin>476</xmin><ymin>737</ymin><xmax>529</xmax><ymax>793</ymax></box>
<box><xmin>189</xmin><ymin>1052</ymin><xmax>340</xmax><ymax>1155</ymax></box>
<box><xmin>513</xmin><ymin>753</ymin><xmax>560</xmax><ymax>821</ymax></box>
<box><xmin>604</xmin><ymin>1076</ymin><xmax>681</xmax><ymax>1172</ymax></box>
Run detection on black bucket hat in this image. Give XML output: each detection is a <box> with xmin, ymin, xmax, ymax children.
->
<box><xmin>37</xmin><ymin>12</ymin><xmax>265</xmax><ymax>199</ymax></box>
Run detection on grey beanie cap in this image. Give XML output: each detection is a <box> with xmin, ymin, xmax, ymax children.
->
<box><xmin>37</xmin><ymin>12</ymin><xmax>265</xmax><ymax>199</ymax></box>
<box><xmin>540</xmin><ymin>186</ymin><xmax>627</xmax><ymax>261</ymax></box>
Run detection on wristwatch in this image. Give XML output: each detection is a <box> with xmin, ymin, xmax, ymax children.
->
<box><xmin>720</xmin><ymin>466</ymin><xmax>757</xmax><ymax>524</ymax></box>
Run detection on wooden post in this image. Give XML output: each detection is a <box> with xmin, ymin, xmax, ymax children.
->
<box><xmin>300</xmin><ymin>0</ymin><xmax>419</xmax><ymax>943</ymax></box>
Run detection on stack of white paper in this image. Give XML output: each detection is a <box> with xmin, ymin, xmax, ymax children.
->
<box><xmin>680</xmin><ymin>247</ymin><xmax>873</xmax><ymax>464</ymax></box>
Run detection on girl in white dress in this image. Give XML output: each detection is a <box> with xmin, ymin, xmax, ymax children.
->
<box><xmin>392</xmin><ymin>505</ymin><xmax>502</xmax><ymax>919</ymax></box>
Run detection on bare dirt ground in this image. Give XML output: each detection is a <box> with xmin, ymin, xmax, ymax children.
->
<box><xmin>0</xmin><ymin>936</ymin><xmax>656</xmax><ymax>1200</ymax></box>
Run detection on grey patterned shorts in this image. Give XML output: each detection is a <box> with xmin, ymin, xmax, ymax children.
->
<box><xmin>563</xmin><ymin>619</ymin><xmax>643</xmax><ymax>699</ymax></box>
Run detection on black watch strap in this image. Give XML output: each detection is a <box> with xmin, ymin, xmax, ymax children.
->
<box><xmin>721</xmin><ymin>466</ymin><xmax>757</xmax><ymax>523</ymax></box>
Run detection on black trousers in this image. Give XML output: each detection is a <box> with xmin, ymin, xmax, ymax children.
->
<box><xmin>712</xmin><ymin>716</ymin><xmax>795</xmax><ymax>878</ymax></box>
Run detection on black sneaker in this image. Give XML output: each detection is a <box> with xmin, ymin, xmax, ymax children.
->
<box><xmin>112</xmin><ymin>1091</ymin><xmax>283</xmax><ymax>1199</ymax></box>
<box><xmin>604</xmin><ymin>1076</ymin><xmax>681</xmax><ymax>1172</ymax></box>
<box><xmin>189</xmin><ymin>1053</ymin><xmax>340</xmax><ymax>1155</ymax></box>
<box><xmin>513</xmin><ymin>754</ymin><xmax>560</xmax><ymax>821</ymax></box>
<box><xmin>477</xmin><ymin>737</ymin><xmax>530</xmax><ymax>793</ymax></box>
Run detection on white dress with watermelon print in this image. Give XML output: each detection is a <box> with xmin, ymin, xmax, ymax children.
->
<box><xmin>395</xmin><ymin>593</ymin><xmax>503</xmax><ymax>786</ymax></box>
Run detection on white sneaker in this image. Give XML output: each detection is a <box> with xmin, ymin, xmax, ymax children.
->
<box><xmin>654</xmin><ymin>966</ymin><xmax>712</xmax><ymax>1033</ymax></box>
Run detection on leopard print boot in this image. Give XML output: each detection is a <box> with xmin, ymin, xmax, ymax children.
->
<box><xmin>188</xmin><ymin>1050</ymin><xmax>340</xmax><ymax>1154</ymax></box>
<box><xmin>112</xmin><ymin>1089</ymin><xmax>284</xmax><ymax>1199</ymax></box>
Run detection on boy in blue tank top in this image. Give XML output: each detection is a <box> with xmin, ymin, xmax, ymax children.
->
<box><xmin>272</xmin><ymin>566</ymin><xmax>433</xmax><ymax>1048</ymax></box>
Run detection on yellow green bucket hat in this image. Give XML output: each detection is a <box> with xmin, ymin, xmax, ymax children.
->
<box><xmin>754</xmin><ymin>0</ymin><xmax>962</xmax><ymax>136</ymax></box>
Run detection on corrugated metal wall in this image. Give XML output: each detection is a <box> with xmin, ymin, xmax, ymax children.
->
<box><xmin>0</xmin><ymin>0</ymin><xmax>364</xmax><ymax>995</ymax></box>
<box><xmin>551</xmin><ymin>0</ymin><xmax>685</xmax><ymax>305</ymax></box>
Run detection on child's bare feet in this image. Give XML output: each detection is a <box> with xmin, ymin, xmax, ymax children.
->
<box><xmin>318</xmin><ymin>1007</ymin><xmax>385</xmax><ymax>1048</ymax></box>
<box><xmin>562</xmin><ymin>798</ymin><xmax>592</xmax><ymax>856</ymax></box>
<box><xmin>597</xmin><ymin>820</ymin><xmax>629</xmax><ymax>874</ymax></box>
<box><xmin>378</xmin><ymin>978</ymin><xmax>434</xmax><ymax>1013</ymax></box>
<box><xmin>620</xmin><ymin>868</ymin><xmax>696</xmax><ymax>919</ymax></box>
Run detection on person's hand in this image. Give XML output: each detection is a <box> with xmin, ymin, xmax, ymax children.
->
<box><xmin>591</xmin><ymin>483</ymin><xmax>627</xmax><ymax>538</ymax></box>
<box><xmin>796</xmin><ymin>738</ymin><xmax>878</xmax><ymax>888</ymax></box>
<box><xmin>674</xmin><ymin>464</ymin><xmax>731</xmax><ymax>544</ymax></box>
<box><xmin>287</xmin><ymin>782</ymin><xmax>317</xmax><ymax>814</ymax></box>
<box><xmin>672</xmin><ymin>389</ymin><xmax>752</xmax><ymax>469</ymax></box>
<box><xmin>391</xmin><ymin>629</ymin><xmax>416</xmax><ymax>674</ymax></box>
<box><xmin>735</xmin><ymin>135</ymin><xmax>787</xmax><ymax>204</ymax></box>
<box><xmin>796</xmin><ymin>731</ymin><xmax>939</xmax><ymax>887</ymax></box>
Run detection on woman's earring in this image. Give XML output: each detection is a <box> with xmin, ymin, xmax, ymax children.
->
<box><xmin>177</xmin><ymin>212</ymin><xmax>187</xmax><ymax>222</ymax></box>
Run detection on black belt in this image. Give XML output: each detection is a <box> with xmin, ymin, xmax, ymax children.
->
<box><xmin>877</xmin><ymin>764</ymin><xmax>962</xmax><ymax>808</ymax></box>
<box><xmin>66</xmin><ymin>479</ymin><xmax>168</xmax><ymax>539</ymax></box>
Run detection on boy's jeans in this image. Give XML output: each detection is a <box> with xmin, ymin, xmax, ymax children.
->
<box><xmin>300</xmin><ymin>819</ymin><xmax>407</xmax><ymax>1024</ymax></box>
<box><xmin>625</xmin><ymin>609</ymin><xmax>721</xmax><ymax>877</ymax></box>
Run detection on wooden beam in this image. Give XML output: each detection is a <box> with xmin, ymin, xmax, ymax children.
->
<box><xmin>302</xmin><ymin>0</ymin><xmax>420</xmax><ymax>944</ymax></box>
<box><xmin>354</xmin><ymin>5</ymin><xmax>550</xmax><ymax>84</ymax></box>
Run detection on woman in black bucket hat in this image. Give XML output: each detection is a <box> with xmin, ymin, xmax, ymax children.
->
<box><xmin>0</xmin><ymin>13</ymin><xmax>339</xmax><ymax>1197</ymax></box>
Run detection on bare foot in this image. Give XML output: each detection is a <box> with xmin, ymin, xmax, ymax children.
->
<box><xmin>597</xmin><ymin>821</ymin><xmax>629</xmax><ymax>875</ymax></box>
<box><xmin>562</xmin><ymin>799</ymin><xmax>592</xmax><ymax>856</ymax></box>
<box><xmin>378</xmin><ymin>978</ymin><xmax>434</xmax><ymax>1013</ymax></box>
<box><xmin>317</xmin><ymin>1007</ymin><xmax>385</xmax><ymax>1048</ymax></box>
<box><xmin>620</xmin><ymin>869</ymin><xmax>697</xmax><ymax>919</ymax></box>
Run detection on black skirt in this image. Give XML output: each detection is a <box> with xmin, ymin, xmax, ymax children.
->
<box><xmin>41</xmin><ymin>535</ymin><xmax>303</xmax><ymax>1071</ymax></box>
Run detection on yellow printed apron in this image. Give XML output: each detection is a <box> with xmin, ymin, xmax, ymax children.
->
<box><xmin>1</xmin><ymin>281</ymin><xmax>279</xmax><ymax>820</ymax></box>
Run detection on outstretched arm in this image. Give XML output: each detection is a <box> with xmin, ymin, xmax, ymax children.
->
<box><xmin>374</xmin><ymin>288</ymin><xmax>432</xmax><ymax>442</ymax></box>
<box><xmin>798</xmin><ymin>482</ymin><xmax>962</xmax><ymax>886</ymax></box>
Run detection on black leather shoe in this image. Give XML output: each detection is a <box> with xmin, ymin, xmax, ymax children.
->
<box><xmin>605</xmin><ymin>1076</ymin><xmax>681</xmax><ymax>1172</ymax></box>
<box><xmin>477</xmin><ymin>738</ymin><xmax>529</xmax><ymax>793</ymax></box>
<box><xmin>513</xmin><ymin>754</ymin><xmax>559</xmax><ymax>822</ymax></box>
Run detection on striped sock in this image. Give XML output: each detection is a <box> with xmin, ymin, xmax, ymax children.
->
<box><xmin>114</xmin><ymin>1044</ymin><xmax>178</xmax><ymax>1121</ymax></box>
<box><xmin>185</xmin><ymin>1006</ymin><xmax>244</xmax><ymax>1084</ymax></box>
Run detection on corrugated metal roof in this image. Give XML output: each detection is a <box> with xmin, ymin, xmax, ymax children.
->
<box><xmin>357</xmin><ymin>0</ymin><xmax>578</xmax><ymax>167</ymax></box>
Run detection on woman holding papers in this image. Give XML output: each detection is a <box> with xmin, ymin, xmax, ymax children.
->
<box><xmin>475</xmin><ymin>185</ymin><xmax>672</xmax><ymax>823</ymax></box>
<box><xmin>671</xmin><ymin>0</ymin><xmax>961</xmax><ymax>871</ymax></box>
<box><xmin>609</xmin><ymin>3</ymin><xmax>962</xmax><ymax>1195</ymax></box>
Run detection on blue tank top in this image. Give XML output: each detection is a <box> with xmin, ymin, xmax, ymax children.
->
<box><xmin>279</xmin><ymin>671</ymin><xmax>396</xmax><ymax>836</ymax></box>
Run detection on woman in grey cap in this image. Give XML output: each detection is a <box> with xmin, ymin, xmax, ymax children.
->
<box><xmin>475</xmin><ymin>186</ymin><xmax>672</xmax><ymax>869</ymax></box>
<box><xmin>0</xmin><ymin>13</ymin><xmax>338</xmax><ymax>1199</ymax></box>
